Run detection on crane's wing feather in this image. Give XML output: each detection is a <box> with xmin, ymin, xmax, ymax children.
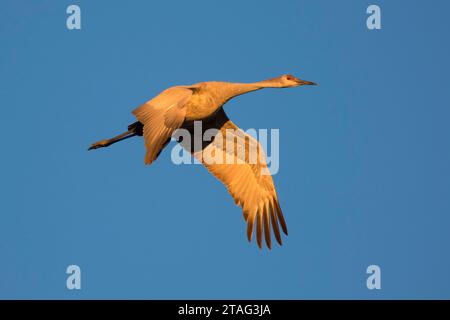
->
<box><xmin>132</xmin><ymin>87</ymin><xmax>191</xmax><ymax>165</ymax></box>
<box><xmin>185</xmin><ymin>108</ymin><xmax>287</xmax><ymax>249</ymax></box>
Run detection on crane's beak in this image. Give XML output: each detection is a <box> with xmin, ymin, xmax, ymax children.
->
<box><xmin>297</xmin><ymin>79</ymin><xmax>317</xmax><ymax>86</ymax></box>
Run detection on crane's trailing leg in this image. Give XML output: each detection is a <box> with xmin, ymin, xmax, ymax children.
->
<box><xmin>88</xmin><ymin>121</ymin><xmax>143</xmax><ymax>150</ymax></box>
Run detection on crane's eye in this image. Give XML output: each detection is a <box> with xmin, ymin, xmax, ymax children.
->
<box><xmin>286</xmin><ymin>75</ymin><xmax>293</xmax><ymax>80</ymax></box>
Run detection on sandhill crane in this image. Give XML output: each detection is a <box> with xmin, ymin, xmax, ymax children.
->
<box><xmin>89</xmin><ymin>74</ymin><xmax>317</xmax><ymax>249</ymax></box>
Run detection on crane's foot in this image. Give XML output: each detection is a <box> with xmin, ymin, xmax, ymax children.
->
<box><xmin>88</xmin><ymin>140</ymin><xmax>110</xmax><ymax>150</ymax></box>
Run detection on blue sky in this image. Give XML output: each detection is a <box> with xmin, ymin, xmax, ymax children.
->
<box><xmin>1</xmin><ymin>0</ymin><xmax>450</xmax><ymax>299</ymax></box>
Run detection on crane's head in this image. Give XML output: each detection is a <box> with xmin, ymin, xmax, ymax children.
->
<box><xmin>279</xmin><ymin>74</ymin><xmax>317</xmax><ymax>88</ymax></box>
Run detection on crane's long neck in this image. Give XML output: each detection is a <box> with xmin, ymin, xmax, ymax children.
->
<box><xmin>219</xmin><ymin>78</ymin><xmax>283</xmax><ymax>102</ymax></box>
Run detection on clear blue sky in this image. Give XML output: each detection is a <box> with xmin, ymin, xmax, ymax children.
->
<box><xmin>1</xmin><ymin>0</ymin><xmax>450</xmax><ymax>299</ymax></box>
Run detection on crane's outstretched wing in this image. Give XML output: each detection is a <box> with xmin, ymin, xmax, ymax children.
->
<box><xmin>132</xmin><ymin>87</ymin><xmax>192</xmax><ymax>165</ymax></box>
<box><xmin>183</xmin><ymin>108</ymin><xmax>288</xmax><ymax>249</ymax></box>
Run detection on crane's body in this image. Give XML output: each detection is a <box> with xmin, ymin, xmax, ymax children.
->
<box><xmin>89</xmin><ymin>74</ymin><xmax>317</xmax><ymax>249</ymax></box>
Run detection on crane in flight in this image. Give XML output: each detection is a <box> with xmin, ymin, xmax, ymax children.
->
<box><xmin>89</xmin><ymin>74</ymin><xmax>317</xmax><ymax>249</ymax></box>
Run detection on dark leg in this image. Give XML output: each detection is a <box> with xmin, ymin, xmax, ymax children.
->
<box><xmin>88</xmin><ymin>129</ymin><xmax>136</xmax><ymax>150</ymax></box>
<box><xmin>128</xmin><ymin>121</ymin><xmax>144</xmax><ymax>136</ymax></box>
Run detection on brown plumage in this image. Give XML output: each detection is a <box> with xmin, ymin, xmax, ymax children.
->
<box><xmin>89</xmin><ymin>74</ymin><xmax>317</xmax><ymax>249</ymax></box>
